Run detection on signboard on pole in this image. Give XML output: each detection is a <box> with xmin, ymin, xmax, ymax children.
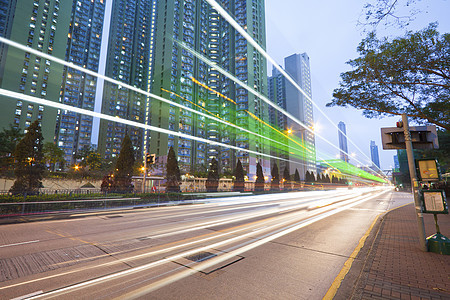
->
<box><xmin>421</xmin><ymin>190</ymin><xmax>448</xmax><ymax>214</ymax></box>
<box><xmin>416</xmin><ymin>159</ymin><xmax>440</xmax><ymax>181</ymax></box>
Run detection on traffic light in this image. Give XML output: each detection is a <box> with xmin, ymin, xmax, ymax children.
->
<box><xmin>146</xmin><ymin>153</ymin><xmax>156</xmax><ymax>165</ymax></box>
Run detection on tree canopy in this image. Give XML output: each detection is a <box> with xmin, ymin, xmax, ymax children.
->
<box><xmin>255</xmin><ymin>161</ymin><xmax>265</xmax><ymax>192</ymax></box>
<box><xmin>206</xmin><ymin>158</ymin><xmax>219</xmax><ymax>192</ymax></box>
<box><xmin>359</xmin><ymin>0</ymin><xmax>422</xmax><ymax>29</ymax></box>
<box><xmin>43</xmin><ymin>142</ymin><xmax>65</xmax><ymax>171</ymax></box>
<box><xmin>112</xmin><ymin>135</ymin><xmax>135</xmax><ymax>192</ymax></box>
<box><xmin>270</xmin><ymin>163</ymin><xmax>279</xmax><ymax>191</ymax></box>
<box><xmin>10</xmin><ymin>121</ymin><xmax>45</xmax><ymax>194</ymax></box>
<box><xmin>0</xmin><ymin>125</ymin><xmax>23</xmax><ymax>176</ymax></box>
<box><xmin>166</xmin><ymin>146</ymin><xmax>181</xmax><ymax>193</ymax></box>
<box><xmin>329</xmin><ymin>23</ymin><xmax>449</xmax><ymax>130</ymax></box>
<box><xmin>233</xmin><ymin>159</ymin><xmax>245</xmax><ymax>192</ymax></box>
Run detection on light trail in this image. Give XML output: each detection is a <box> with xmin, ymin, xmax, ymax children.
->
<box><xmin>24</xmin><ymin>188</ymin><xmax>389</xmax><ymax>299</ymax></box>
<box><xmin>176</xmin><ymin>40</ymin><xmax>386</xmax><ymax>179</ymax></box>
<box><xmin>1</xmin><ymin>189</ymin><xmax>376</xmax><ymax>294</ymax></box>
<box><xmin>202</xmin><ymin>0</ymin><xmax>386</xmax><ymax>176</ymax></box>
<box><xmin>0</xmin><ymin>36</ymin><xmax>386</xmax><ymax>182</ymax></box>
<box><xmin>0</xmin><ymin>88</ymin><xmax>288</xmax><ymax>164</ymax></box>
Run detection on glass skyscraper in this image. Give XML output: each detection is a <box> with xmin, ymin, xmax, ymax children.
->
<box><xmin>268</xmin><ymin>53</ymin><xmax>316</xmax><ymax>179</ymax></box>
<box><xmin>338</xmin><ymin>121</ymin><xmax>348</xmax><ymax>162</ymax></box>
<box><xmin>370</xmin><ymin>140</ymin><xmax>380</xmax><ymax>169</ymax></box>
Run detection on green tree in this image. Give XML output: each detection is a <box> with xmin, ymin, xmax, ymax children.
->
<box><xmin>255</xmin><ymin>161</ymin><xmax>265</xmax><ymax>192</ymax></box>
<box><xmin>206</xmin><ymin>158</ymin><xmax>219</xmax><ymax>192</ymax></box>
<box><xmin>294</xmin><ymin>169</ymin><xmax>301</xmax><ymax>182</ymax></box>
<box><xmin>9</xmin><ymin>121</ymin><xmax>45</xmax><ymax>194</ymax></box>
<box><xmin>294</xmin><ymin>169</ymin><xmax>301</xmax><ymax>189</ymax></box>
<box><xmin>420</xmin><ymin>129</ymin><xmax>450</xmax><ymax>173</ymax></box>
<box><xmin>329</xmin><ymin>24</ymin><xmax>450</xmax><ymax>130</ymax></box>
<box><xmin>271</xmin><ymin>163</ymin><xmax>280</xmax><ymax>191</ymax></box>
<box><xmin>112</xmin><ymin>135</ymin><xmax>135</xmax><ymax>192</ymax></box>
<box><xmin>43</xmin><ymin>142</ymin><xmax>65</xmax><ymax>171</ymax></box>
<box><xmin>305</xmin><ymin>170</ymin><xmax>310</xmax><ymax>183</ymax></box>
<box><xmin>166</xmin><ymin>146</ymin><xmax>181</xmax><ymax>193</ymax></box>
<box><xmin>0</xmin><ymin>125</ymin><xmax>23</xmax><ymax>177</ymax></box>
<box><xmin>359</xmin><ymin>0</ymin><xmax>422</xmax><ymax>29</ymax></box>
<box><xmin>283</xmin><ymin>166</ymin><xmax>290</xmax><ymax>181</ymax></box>
<box><xmin>233</xmin><ymin>159</ymin><xmax>245</xmax><ymax>192</ymax></box>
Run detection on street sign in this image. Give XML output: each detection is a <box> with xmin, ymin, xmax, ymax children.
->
<box><xmin>381</xmin><ymin>125</ymin><xmax>438</xmax><ymax>150</ymax></box>
<box><xmin>421</xmin><ymin>190</ymin><xmax>448</xmax><ymax>214</ymax></box>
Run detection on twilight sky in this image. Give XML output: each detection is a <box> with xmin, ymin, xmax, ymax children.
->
<box><xmin>264</xmin><ymin>0</ymin><xmax>450</xmax><ymax>170</ymax></box>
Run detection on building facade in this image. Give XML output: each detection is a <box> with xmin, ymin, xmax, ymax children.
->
<box><xmin>268</xmin><ymin>53</ymin><xmax>316</xmax><ymax>179</ymax></box>
<box><xmin>147</xmin><ymin>0</ymin><xmax>269</xmax><ymax>177</ymax></box>
<box><xmin>55</xmin><ymin>0</ymin><xmax>105</xmax><ymax>164</ymax></box>
<box><xmin>0</xmin><ymin>0</ymin><xmax>72</xmax><ymax>143</ymax></box>
<box><xmin>338</xmin><ymin>121</ymin><xmax>348</xmax><ymax>162</ymax></box>
<box><xmin>97</xmin><ymin>0</ymin><xmax>152</xmax><ymax>161</ymax></box>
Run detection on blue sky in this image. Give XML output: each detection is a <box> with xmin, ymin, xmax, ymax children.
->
<box><xmin>265</xmin><ymin>0</ymin><xmax>450</xmax><ymax>169</ymax></box>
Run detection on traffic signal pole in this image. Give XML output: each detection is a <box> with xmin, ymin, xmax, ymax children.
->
<box><xmin>402</xmin><ymin>114</ymin><xmax>427</xmax><ymax>251</ymax></box>
<box><xmin>142</xmin><ymin>153</ymin><xmax>147</xmax><ymax>194</ymax></box>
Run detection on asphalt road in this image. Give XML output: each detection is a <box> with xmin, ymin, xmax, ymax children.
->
<box><xmin>0</xmin><ymin>187</ymin><xmax>412</xmax><ymax>300</ymax></box>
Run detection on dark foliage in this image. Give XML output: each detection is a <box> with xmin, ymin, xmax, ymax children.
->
<box><xmin>112</xmin><ymin>135</ymin><xmax>135</xmax><ymax>192</ymax></box>
<box><xmin>283</xmin><ymin>166</ymin><xmax>290</xmax><ymax>181</ymax></box>
<box><xmin>233</xmin><ymin>159</ymin><xmax>245</xmax><ymax>192</ymax></box>
<box><xmin>294</xmin><ymin>169</ymin><xmax>301</xmax><ymax>182</ymax></box>
<box><xmin>255</xmin><ymin>161</ymin><xmax>265</xmax><ymax>192</ymax></box>
<box><xmin>166</xmin><ymin>146</ymin><xmax>181</xmax><ymax>193</ymax></box>
<box><xmin>271</xmin><ymin>163</ymin><xmax>280</xmax><ymax>191</ymax></box>
<box><xmin>0</xmin><ymin>125</ymin><xmax>23</xmax><ymax>177</ymax></box>
<box><xmin>206</xmin><ymin>158</ymin><xmax>219</xmax><ymax>192</ymax></box>
<box><xmin>329</xmin><ymin>24</ymin><xmax>449</xmax><ymax>130</ymax></box>
<box><xmin>9</xmin><ymin>121</ymin><xmax>45</xmax><ymax>194</ymax></box>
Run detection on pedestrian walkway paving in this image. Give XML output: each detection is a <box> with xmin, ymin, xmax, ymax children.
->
<box><xmin>338</xmin><ymin>200</ymin><xmax>450</xmax><ymax>300</ymax></box>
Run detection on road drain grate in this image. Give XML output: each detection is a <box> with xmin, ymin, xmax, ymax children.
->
<box><xmin>184</xmin><ymin>251</ymin><xmax>217</xmax><ymax>262</ymax></box>
<box><xmin>171</xmin><ymin>249</ymin><xmax>244</xmax><ymax>275</ymax></box>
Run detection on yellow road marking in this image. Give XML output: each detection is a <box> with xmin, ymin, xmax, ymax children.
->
<box><xmin>323</xmin><ymin>201</ymin><xmax>412</xmax><ymax>299</ymax></box>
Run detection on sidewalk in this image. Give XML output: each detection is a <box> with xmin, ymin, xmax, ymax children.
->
<box><xmin>337</xmin><ymin>200</ymin><xmax>450</xmax><ymax>300</ymax></box>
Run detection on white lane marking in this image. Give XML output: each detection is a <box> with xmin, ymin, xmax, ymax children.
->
<box><xmin>28</xmin><ymin>190</ymin><xmax>388</xmax><ymax>299</ymax></box>
<box><xmin>11</xmin><ymin>290</ymin><xmax>43</xmax><ymax>300</ymax></box>
<box><xmin>0</xmin><ymin>240</ymin><xmax>40</xmax><ymax>248</ymax></box>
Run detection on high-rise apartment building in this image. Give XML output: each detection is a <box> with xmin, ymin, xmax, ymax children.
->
<box><xmin>268</xmin><ymin>53</ymin><xmax>316</xmax><ymax>178</ymax></box>
<box><xmin>55</xmin><ymin>0</ymin><xmax>105</xmax><ymax>164</ymax></box>
<box><xmin>147</xmin><ymin>0</ymin><xmax>268</xmax><ymax>176</ymax></box>
<box><xmin>338</xmin><ymin>121</ymin><xmax>348</xmax><ymax>162</ymax></box>
<box><xmin>0</xmin><ymin>0</ymin><xmax>72</xmax><ymax>143</ymax></box>
<box><xmin>370</xmin><ymin>140</ymin><xmax>380</xmax><ymax>169</ymax></box>
<box><xmin>97</xmin><ymin>0</ymin><xmax>152</xmax><ymax>160</ymax></box>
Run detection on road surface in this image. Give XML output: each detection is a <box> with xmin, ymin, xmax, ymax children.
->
<box><xmin>0</xmin><ymin>187</ymin><xmax>412</xmax><ymax>299</ymax></box>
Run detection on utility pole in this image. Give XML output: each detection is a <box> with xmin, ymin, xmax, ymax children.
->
<box><xmin>402</xmin><ymin>113</ymin><xmax>427</xmax><ymax>251</ymax></box>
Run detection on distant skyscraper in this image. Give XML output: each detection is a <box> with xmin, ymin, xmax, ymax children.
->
<box><xmin>55</xmin><ymin>0</ymin><xmax>105</xmax><ymax>164</ymax></box>
<box><xmin>338</xmin><ymin>121</ymin><xmax>348</xmax><ymax>162</ymax></box>
<box><xmin>393</xmin><ymin>154</ymin><xmax>399</xmax><ymax>170</ymax></box>
<box><xmin>0</xmin><ymin>0</ymin><xmax>72</xmax><ymax>143</ymax></box>
<box><xmin>370</xmin><ymin>140</ymin><xmax>380</xmax><ymax>169</ymax></box>
<box><xmin>268</xmin><ymin>52</ymin><xmax>316</xmax><ymax>178</ymax></box>
<box><xmin>370</xmin><ymin>141</ymin><xmax>380</xmax><ymax>168</ymax></box>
